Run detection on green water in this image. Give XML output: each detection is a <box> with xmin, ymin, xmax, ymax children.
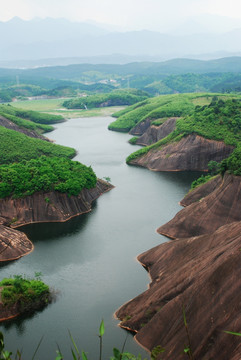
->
<box><xmin>0</xmin><ymin>116</ymin><xmax>200</xmax><ymax>359</ymax></box>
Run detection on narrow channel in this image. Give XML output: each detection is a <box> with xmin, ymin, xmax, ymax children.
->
<box><xmin>0</xmin><ymin>116</ymin><xmax>200</xmax><ymax>359</ymax></box>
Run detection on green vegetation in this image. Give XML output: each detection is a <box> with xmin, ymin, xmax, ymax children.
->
<box><xmin>0</xmin><ymin>126</ymin><xmax>75</xmax><ymax>164</ymax></box>
<box><xmin>144</xmin><ymin>73</ymin><xmax>241</xmax><ymax>95</ymax></box>
<box><xmin>10</xmin><ymin>98</ymin><xmax>65</xmax><ymax>112</ymax></box>
<box><xmin>109</xmin><ymin>94</ymin><xmax>203</xmax><ymax>132</ymax></box>
<box><xmin>0</xmin><ymin>84</ymin><xmax>45</xmax><ymax>102</ymax></box>
<box><xmin>128</xmin><ymin>137</ymin><xmax>138</xmax><ymax>145</ymax></box>
<box><xmin>0</xmin><ymin>110</ymin><xmax>53</xmax><ymax>133</ymax></box>
<box><xmin>0</xmin><ymin>274</ymin><xmax>50</xmax><ymax>308</ymax></box>
<box><xmin>0</xmin><ymin>156</ymin><xmax>97</xmax><ymax>198</ymax></box>
<box><xmin>176</xmin><ymin>98</ymin><xmax>241</xmax><ymax>146</ymax></box>
<box><xmin>0</xmin><ymin>104</ymin><xmax>64</xmax><ymax>124</ymax></box>
<box><xmin>63</xmin><ymin>89</ymin><xmax>150</xmax><ymax>109</ymax></box>
<box><xmin>10</xmin><ymin>99</ymin><xmax>125</xmax><ymax>119</ymax></box>
<box><xmin>126</xmin><ymin>130</ymin><xmax>183</xmax><ymax>163</ymax></box>
<box><xmin>151</xmin><ymin>118</ymin><xmax>166</xmax><ymax>126</ymax></box>
<box><xmin>0</xmin><ymin>317</ymin><xmax>238</xmax><ymax>360</ymax></box>
<box><xmin>126</xmin><ymin>95</ymin><xmax>241</xmax><ymax>171</ymax></box>
<box><xmin>222</xmin><ymin>145</ymin><xmax>241</xmax><ymax>175</ymax></box>
<box><xmin>110</xmin><ymin>93</ymin><xmax>241</xmax><ymax>133</ymax></box>
<box><xmin>191</xmin><ymin>175</ymin><xmax>215</xmax><ymax>190</ymax></box>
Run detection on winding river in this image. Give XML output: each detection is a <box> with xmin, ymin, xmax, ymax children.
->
<box><xmin>0</xmin><ymin>116</ymin><xmax>200</xmax><ymax>359</ymax></box>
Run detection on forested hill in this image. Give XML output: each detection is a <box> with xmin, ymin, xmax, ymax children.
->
<box><xmin>0</xmin><ymin>106</ymin><xmax>99</xmax><ymax>199</ymax></box>
<box><xmin>110</xmin><ymin>93</ymin><xmax>241</xmax><ymax>176</ymax></box>
<box><xmin>1</xmin><ymin>58</ymin><xmax>241</xmax><ymax>102</ymax></box>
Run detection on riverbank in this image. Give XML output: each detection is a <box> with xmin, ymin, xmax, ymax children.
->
<box><xmin>115</xmin><ymin>173</ymin><xmax>241</xmax><ymax>359</ymax></box>
<box><xmin>0</xmin><ymin>179</ymin><xmax>113</xmax><ymax>262</ymax></box>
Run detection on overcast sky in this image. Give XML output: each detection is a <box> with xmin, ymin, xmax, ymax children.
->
<box><xmin>1</xmin><ymin>0</ymin><xmax>241</xmax><ymax>32</ymax></box>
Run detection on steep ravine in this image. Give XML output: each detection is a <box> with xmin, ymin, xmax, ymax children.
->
<box><xmin>116</xmin><ymin>174</ymin><xmax>241</xmax><ymax>359</ymax></box>
<box><xmin>0</xmin><ymin>179</ymin><xmax>113</xmax><ymax>261</ymax></box>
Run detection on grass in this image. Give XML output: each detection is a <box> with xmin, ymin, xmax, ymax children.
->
<box><xmin>0</xmin><ymin>275</ymin><xmax>50</xmax><ymax>308</ymax></box>
<box><xmin>0</xmin><ymin>126</ymin><xmax>76</xmax><ymax>164</ymax></box>
<box><xmin>10</xmin><ymin>99</ymin><xmax>65</xmax><ymax>112</ymax></box>
<box><xmin>10</xmin><ymin>99</ymin><xmax>125</xmax><ymax>118</ymax></box>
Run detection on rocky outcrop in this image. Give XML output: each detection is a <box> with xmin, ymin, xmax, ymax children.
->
<box><xmin>0</xmin><ymin>225</ymin><xmax>33</xmax><ymax>261</ymax></box>
<box><xmin>180</xmin><ymin>175</ymin><xmax>222</xmax><ymax>207</ymax></box>
<box><xmin>0</xmin><ymin>115</ymin><xmax>49</xmax><ymax>141</ymax></box>
<box><xmin>129</xmin><ymin>134</ymin><xmax>234</xmax><ymax>172</ymax></box>
<box><xmin>116</xmin><ymin>221</ymin><xmax>241</xmax><ymax>360</ymax></box>
<box><xmin>0</xmin><ymin>179</ymin><xmax>113</xmax><ymax>261</ymax></box>
<box><xmin>0</xmin><ymin>179</ymin><xmax>113</xmax><ymax>229</ymax></box>
<box><xmin>158</xmin><ymin>173</ymin><xmax>241</xmax><ymax>239</ymax></box>
<box><xmin>136</xmin><ymin>118</ymin><xmax>177</xmax><ymax>146</ymax></box>
<box><xmin>129</xmin><ymin>118</ymin><xmax>153</xmax><ymax>136</ymax></box>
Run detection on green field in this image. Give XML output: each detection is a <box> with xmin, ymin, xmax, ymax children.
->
<box><xmin>10</xmin><ymin>99</ymin><xmax>125</xmax><ymax>118</ymax></box>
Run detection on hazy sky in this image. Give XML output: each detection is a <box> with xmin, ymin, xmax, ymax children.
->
<box><xmin>1</xmin><ymin>0</ymin><xmax>241</xmax><ymax>31</ymax></box>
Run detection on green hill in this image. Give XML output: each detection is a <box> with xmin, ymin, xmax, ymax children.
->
<box><xmin>125</xmin><ymin>95</ymin><xmax>241</xmax><ymax>175</ymax></box>
<box><xmin>63</xmin><ymin>89</ymin><xmax>150</xmax><ymax>109</ymax></box>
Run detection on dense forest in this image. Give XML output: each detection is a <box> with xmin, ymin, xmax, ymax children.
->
<box><xmin>0</xmin><ymin>106</ymin><xmax>98</xmax><ymax>199</ymax></box>
<box><xmin>0</xmin><ymin>156</ymin><xmax>97</xmax><ymax>198</ymax></box>
<box><xmin>62</xmin><ymin>89</ymin><xmax>150</xmax><ymax>109</ymax></box>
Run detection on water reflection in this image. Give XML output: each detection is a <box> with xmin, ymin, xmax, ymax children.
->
<box><xmin>19</xmin><ymin>201</ymin><xmax>97</xmax><ymax>242</ymax></box>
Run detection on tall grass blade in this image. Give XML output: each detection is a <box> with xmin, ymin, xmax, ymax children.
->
<box><xmin>31</xmin><ymin>336</ymin><xmax>44</xmax><ymax>360</ymax></box>
<box><xmin>68</xmin><ymin>330</ymin><xmax>80</xmax><ymax>358</ymax></box>
<box><xmin>120</xmin><ymin>334</ymin><xmax>129</xmax><ymax>360</ymax></box>
<box><xmin>81</xmin><ymin>351</ymin><xmax>88</xmax><ymax>360</ymax></box>
<box><xmin>99</xmin><ymin>320</ymin><xmax>105</xmax><ymax>337</ymax></box>
<box><xmin>224</xmin><ymin>331</ymin><xmax>241</xmax><ymax>337</ymax></box>
<box><xmin>71</xmin><ymin>348</ymin><xmax>78</xmax><ymax>360</ymax></box>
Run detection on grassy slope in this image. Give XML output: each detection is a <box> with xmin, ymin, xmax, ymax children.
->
<box><xmin>10</xmin><ymin>99</ymin><xmax>125</xmax><ymax>118</ymax></box>
<box><xmin>0</xmin><ymin>126</ymin><xmax>76</xmax><ymax>165</ymax></box>
<box><xmin>125</xmin><ymin>95</ymin><xmax>241</xmax><ymax>169</ymax></box>
<box><xmin>109</xmin><ymin>93</ymin><xmax>240</xmax><ymax>132</ymax></box>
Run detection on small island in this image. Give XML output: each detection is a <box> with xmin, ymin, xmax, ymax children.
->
<box><xmin>0</xmin><ymin>274</ymin><xmax>51</xmax><ymax>322</ymax></box>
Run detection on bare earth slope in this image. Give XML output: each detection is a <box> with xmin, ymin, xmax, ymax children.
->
<box><xmin>0</xmin><ymin>115</ymin><xmax>49</xmax><ymax>141</ymax></box>
<box><xmin>180</xmin><ymin>175</ymin><xmax>222</xmax><ymax>207</ymax></box>
<box><xmin>158</xmin><ymin>174</ymin><xmax>241</xmax><ymax>238</ymax></box>
<box><xmin>0</xmin><ymin>225</ymin><xmax>33</xmax><ymax>261</ymax></box>
<box><xmin>0</xmin><ymin>179</ymin><xmax>113</xmax><ymax>228</ymax></box>
<box><xmin>129</xmin><ymin>134</ymin><xmax>234</xmax><ymax>171</ymax></box>
<box><xmin>0</xmin><ymin>179</ymin><xmax>113</xmax><ymax>261</ymax></box>
<box><xmin>116</xmin><ymin>221</ymin><xmax>241</xmax><ymax>360</ymax></box>
<box><xmin>136</xmin><ymin>118</ymin><xmax>177</xmax><ymax>146</ymax></box>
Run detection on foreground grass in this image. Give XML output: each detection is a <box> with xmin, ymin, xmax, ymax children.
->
<box><xmin>10</xmin><ymin>99</ymin><xmax>125</xmax><ymax>118</ymax></box>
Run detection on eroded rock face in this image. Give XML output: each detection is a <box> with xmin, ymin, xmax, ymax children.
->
<box><xmin>116</xmin><ymin>221</ymin><xmax>241</xmax><ymax>360</ymax></box>
<box><xmin>129</xmin><ymin>118</ymin><xmax>153</xmax><ymax>136</ymax></box>
<box><xmin>158</xmin><ymin>174</ymin><xmax>241</xmax><ymax>239</ymax></box>
<box><xmin>0</xmin><ymin>179</ymin><xmax>113</xmax><ymax>228</ymax></box>
<box><xmin>0</xmin><ymin>225</ymin><xmax>33</xmax><ymax>261</ymax></box>
<box><xmin>0</xmin><ymin>115</ymin><xmax>49</xmax><ymax>141</ymax></box>
<box><xmin>129</xmin><ymin>134</ymin><xmax>234</xmax><ymax>172</ymax></box>
<box><xmin>180</xmin><ymin>175</ymin><xmax>222</xmax><ymax>207</ymax></box>
<box><xmin>0</xmin><ymin>179</ymin><xmax>113</xmax><ymax>261</ymax></box>
<box><xmin>136</xmin><ymin>118</ymin><xmax>177</xmax><ymax>146</ymax></box>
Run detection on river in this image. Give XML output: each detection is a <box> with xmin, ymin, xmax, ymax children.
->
<box><xmin>0</xmin><ymin>116</ymin><xmax>200</xmax><ymax>359</ymax></box>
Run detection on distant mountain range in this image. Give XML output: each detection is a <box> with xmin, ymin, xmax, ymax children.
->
<box><xmin>1</xmin><ymin>57</ymin><xmax>241</xmax><ymax>79</ymax></box>
<box><xmin>0</xmin><ymin>17</ymin><xmax>241</xmax><ymax>67</ymax></box>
